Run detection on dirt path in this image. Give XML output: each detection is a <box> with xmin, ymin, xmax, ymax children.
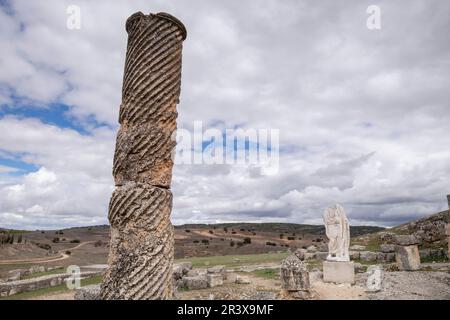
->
<box><xmin>0</xmin><ymin>241</ymin><xmax>95</xmax><ymax>265</ymax></box>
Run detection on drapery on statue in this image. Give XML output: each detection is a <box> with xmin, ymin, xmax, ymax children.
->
<box><xmin>323</xmin><ymin>204</ymin><xmax>350</xmax><ymax>262</ymax></box>
<box><xmin>100</xmin><ymin>11</ymin><xmax>186</xmax><ymax>300</ymax></box>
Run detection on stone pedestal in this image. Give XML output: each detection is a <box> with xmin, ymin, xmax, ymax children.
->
<box><xmin>395</xmin><ymin>245</ymin><xmax>420</xmax><ymax>270</ymax></box>
<box><xmin>323</xmin><ymin>261</ymin><xmax>355</xmax><ymax>284</ymax></box>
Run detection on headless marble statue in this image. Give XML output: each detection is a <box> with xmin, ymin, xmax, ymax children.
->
<box><xmin>323</xmin><ymin>204</ymin><xmax>350</xmax><ymax>262</ymax></box>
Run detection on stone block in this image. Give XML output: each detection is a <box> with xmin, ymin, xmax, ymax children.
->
<box><xmin>350</xmin><ymin>245</ymin><xmax>366</xmax><ymax>251</ymax></box>
<box><xmin>359</xmin><ymin>251</ymin><xmax>378</xmax><ymax>262</ymax></box>
<box><xmin>75</xmin><ymin>285</ymin><xmax>101</xmax><ymax>300</ymax></box>
<box><xmin>323</xmin><ymin>261</ymin><xmax>355</xmax><ymax>284</ymax></box>
<box><xmin>182</xmin><ymin>275</ymin><xmax>208</xmax><ymax>290</ymax></box>
<box><xmin>394</xmin><ymin>235</ymin><xmax>419</xmax><ymax>246</ymax></box>
<box><xmin>395</xmin><ymin>245</ymin><xmax>420</xmax><ymax>270</ymax></box>
<box><xmin>235</xmin><ymin>276</ymin><xmax>251</xmax><ymax>284</ymax></box>
<box><xmin>206</xmin><ymin>274</ymin><xmax>223</xmax><ymax>288</ymax></box>
<box><xmin>315</xmin><ymin>252</ymin><xmax>328</xmax><ymax>261</ymax></box>
<box><xmin>380</xmin><ymin>244</ymin><xmax>396</xmax><ymax>253</ymax></box>
<box><xmin>365</xmin><ymin>266</ymin><xmax>383</xmax><ymax>292</ymax></box>
<box><xmin>280</xmin><ymin>255</ymin><xmax>310</xmax><ymax>291</ymax></box>
<box><xmin>113</xmin><ymin>124</ymin><xmax>176</xmax><ymax>188</ymax></box>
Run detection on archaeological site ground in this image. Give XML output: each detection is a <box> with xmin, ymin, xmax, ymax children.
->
<box><xmin>0</xmin><ymin>0</ymin><xmax>449</xmax><ymax>311</ymax></box>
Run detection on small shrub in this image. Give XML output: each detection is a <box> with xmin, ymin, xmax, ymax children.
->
<box><xmin>243</xmin><ymin>237</ymin><xmax>251</xmax><ymax>244</ymax></box>
<box><xmin>70</xmin><ymin>239</ymin><xmax>81</xmax><ymax>243</ymax></box>
<box><xmin>230</xmin><ymin>240</ymin><xmax>235</xmax><ymax>247</ymax></box>
<box><xmin>208</xmin><ymin>230</ymin><xmax>213</xmax><ymax>234</ymax></box>
<box><xmin>65</xmin><ymin>250</ymin><xmax>71</xmax><ymax>255</ymax></box>
<box><xmin>185</xmin><ymin>229</ymin><xmax>191</xmax><ymax>233</ymax></box>
<box><xmin>193</xmin><ymin>240</ymin><xmax>199</xmax><ymax>243</ymax></box>
<box><xmin>35</xmin><ymin>243</ymin><xmax>51</xmax><ymax>250</ymax></box>
<box><xmin>94</xmin><ymin>240</ymin><xmax>103</xmax><ymax>247</ymax></box>
<box><xmin>201</xmin><ymin>239</ymin><xmax>209</xmax><ymax>245</ymax></box>
<box><xmin>52</xmin><ymin>237</ymin><xmax>60</xmax><ymax>243</ymax></box>
<box><xmin>266</xmin><ymin>242</ymin><xmax>277</xmax><ymax>246</ymax></box>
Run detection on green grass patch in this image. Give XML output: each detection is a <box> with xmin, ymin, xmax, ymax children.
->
<box><xmin>251</xmin><ymin>268</ymin><xmax>278</xmax><ymax>279</ymax></box>
<box><xmin>21</xmin><ymin>267</ymin><xmax>65</xmax><ymax>280</ymax></box>
<box><xmin>0</xmin><ymin>275</ymin><xmax>103</xmax><ymax>300</ymax></box>
<box><xmin>420</xmin><ymin>255</ymin><xmax>448</xmax><ymax>263</ymax></box>
<box><xmin>176</xmin><ymin>252</ymin><xmax>290</xmax><ymax>268</ymax></box>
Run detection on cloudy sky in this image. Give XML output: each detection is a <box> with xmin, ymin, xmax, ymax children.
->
<box><xmin>0</xmin><ymin>0</ymin><xmax>449</xmax><ymax>230</ymax></box>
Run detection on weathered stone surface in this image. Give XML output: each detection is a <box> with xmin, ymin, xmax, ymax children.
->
<box><xmin>349</xmin><ymin>251</ymin><xmax>360</xmax><ymax>260</ymax></box>
<box><xmin>380</xmin><ymin>244</ymin><xmax>396</xmax><ymax>253</ymax></box>
<box><xmin>294</xmin><ymin>248</ymin><xmax>307</xmax><ymax>260</ymax></box>
<box><xmin>350</xmin><ymin>245</ymin><xmax>366</xmax><ymax>251</ymax></box>
<box><xmin>359</xmin><ymin>251</ymin><xmax>378</xmax><ymax>262</ymax></box>
<box><xmin>386</xmin><ymin>253</ymin><xmax>396</xmax><ymax>262</ymax></box>
<box><xmin>101</xmin><ymin>11</ymin><xmax>186</xmax><ymax>300</ymax></box>
<box><xmin>207</xmin><ymin>265</ymin><xmax>225</xmax><ymax>274</ymax></box>
<box><xmin>323</xmin><ymin>261</ymin><xmax>355</xmax><ymax>284</ymax></box>
<box><xmin>235</xmin><ymin>276</ymin><xmax>251</xmax><ymax>284</ymax></box>
<box><xmin>107</xmin><ymin>182</ymin><xmax>173</xmax><ymax>230</ymax></box>
<box><xmin>394</xmin><ymin>235</ymin><xmax>420</xmax><ymax>246</ymax></box>
<box><xmin>407</xmin><ymin>208</ymin><xmax>449</xmax><ymax>244</ymax></box>
<box><xmin>173</xmin><ymin>262</ymin><xmax>192</xmax><ymax>280</ymax></box>
<box><xmin>419</xmin><ymin>248</ymin><xmax>447</xmax><ymax>260</ymax></box>
<box><xmin>75</xmin><ymin>285</ymin><xmax>101</xmax><ymax>300</ymax></box>
<box><xmin>102</xmin><ymin>182</ymin><xmax>174</xmax><ymax>299</ymax></box>
<box><xmin>315</xmin><ymin>252</ymin><xmax>328</xmax><ymax>260</ymax></box>
<box><xmin>206</xmin><ymin>274</ymin><xmax>223</xmax><ymax>288</ymax></box>
<box><xmin>366</xmin><ymin>266</ymin><xmax>383</xmax><ymax>292</ymax></box>
<box><xmin>280</xmin><ymin>255</ymin><xmax>310</xmax><ymax>291</ymax></box>
<box><xmin>317</xmin><ymin>243</ymin><xmax>328</xmax><ymax>252</ymax></box>
<box><xmin>182</xmin><ymin>275</ymin><xmax>208</xmax><ymax>290</ymax></box>
<box><xmin>0</xmin><ymin>272</ymin><xmax>100</xmax><ymax>297</ymax></box>
<box><xmin>395</xmin><ymin>245</ymin><xmax>421</xmax><ymax>271</ymax></box>
<box><xmin>119</xmin><ymin>12</ymin><xmax>186</xmax><ymax>128</ymax></box>
<box><xmin>354</xmin><ymin>262</ymin><xmax>366</xmax><ymax>273</ymax></box>
<box><xmin>306</xmin><ymin>245</ymin><xmax>317</xmax><ymax>253</ymax></box>
<box><xmin>246</xmin><ymin>291</ymin><xmax>277</xmax><ymax>300</ymax></box>
<box><xmin>308</xmin><ymin>268</ymin><xmax>323</xmax><ymax>282</ymax></box>
<box><xmin>113</xmin><ymin>125</ymin><xmax>176</xmax><ymax>188</ymax></box>
<box><xmin>379</xmin><ymin>232</ymin><xmax>396</xmax><ymax>244</ymax></box>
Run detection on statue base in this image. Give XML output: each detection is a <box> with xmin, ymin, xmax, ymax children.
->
<box><xmin>323</xmin><ymin>261</ymin><xmax>355</xmax><ymax>284</ymax></box>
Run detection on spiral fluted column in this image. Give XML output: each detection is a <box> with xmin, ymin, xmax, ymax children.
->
<box><xmin>100</xmin><ymin>11</ymin><xmax>186</xmax><ymax>300</ymax></box>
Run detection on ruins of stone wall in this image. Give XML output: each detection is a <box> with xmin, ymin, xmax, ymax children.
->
<box><xmin>0</xmin><ymin>271</ymin><xmax>101</xmax><ymax>297</ymax></box>
<box><xmin>100</xmin><ymin>12</ymin><xmax>186</xmax><ymax>300</ymax></box>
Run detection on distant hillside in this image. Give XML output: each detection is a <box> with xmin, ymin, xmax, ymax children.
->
<box><xmin>354</xmin><ymin>209</ymin><xmax>449</xmax><ymax>250</ymax></box>
<box><xmin>390</xmin><ymin>210</ymin><xmax>449</xmax><ymax>245</ymax></box>
<box><xmin>175</xmin><ymin>223</ymin><xmax>385</xmax><ymax>237</ymax></box>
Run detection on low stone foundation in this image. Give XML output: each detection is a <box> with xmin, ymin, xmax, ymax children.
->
<box><xmin>0</xmin><ymin>271</ymin><xmax>102</xmax><ymax>297</ymax></box>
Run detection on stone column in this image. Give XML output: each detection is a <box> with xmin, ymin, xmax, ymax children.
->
<box><xmin>394</xmin><ymin>235</ymin><xmax>420</xmax><ymax>271</ymax></box>
<box><xmin>100</xmin><ymin>12</ymin><xmax>186</xmax><ymax>300</ymax></box>
<box><xmin>446</xmin><ymin>195</ymin><xmax>450</xmax><ymax>261</ymax></box>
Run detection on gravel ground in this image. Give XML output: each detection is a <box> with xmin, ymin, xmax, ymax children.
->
<box><xmin>366</xmin><ymin>271</ymin><xmax>450</xmax><ymax>300</ymax></box>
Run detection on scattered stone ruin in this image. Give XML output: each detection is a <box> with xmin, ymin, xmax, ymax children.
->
<box><xmin>100</xmin><ymin>11</ymin><xmax>187</xmax><ymax>300</ymax></box>
<box><xmin>280</xmin><ymin>249</ymin><xmax>311</xmax><ymax>299</ymax></box>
